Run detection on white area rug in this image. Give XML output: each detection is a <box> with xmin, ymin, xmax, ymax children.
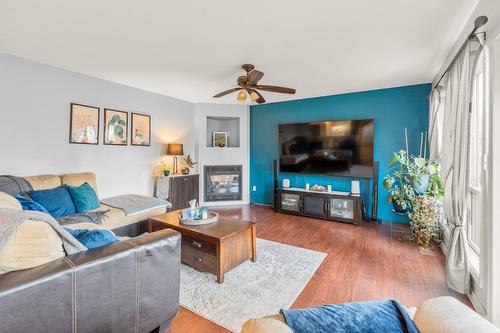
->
<box><xmin>180</xmin><ymin>238</ymin><xmax>326</xmax><ymax>332</ymax></box>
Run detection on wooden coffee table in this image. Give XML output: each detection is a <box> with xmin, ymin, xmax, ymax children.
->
<box><xmin>149</xmin><ymin>210</ymin><xmax>256</xmax><ymax>283</ymax></box>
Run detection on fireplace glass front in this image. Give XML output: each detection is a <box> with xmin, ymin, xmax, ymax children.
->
<box><xmin>204</xmin><ymin>165</ymin><xmax>242</xmax><ymax>202</ymax></box>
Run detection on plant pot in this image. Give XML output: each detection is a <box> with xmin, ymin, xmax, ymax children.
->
<box><xmin>163</xmin><ymin>170</ymin><xmax>170</xmax><ymax>177</ymax></box>
<box><xmin>181</xmin><ymin>167</ymin><xmax>190</xmax><ymax>175</ymax></box>
<box><xmin>412</xmin><ymin>174</ymin><xmax>430</xmax><ymax>194</ymax></box>
<box><xmin>392</xmin><ymin>200</ymin><xmax>410</xmax><ymax>214</ymax></box>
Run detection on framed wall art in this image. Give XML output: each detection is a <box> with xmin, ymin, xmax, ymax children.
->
<box><xmin>104</xmin><ymin>108</ymin><xmax>128</xmax><ymax>145</ymax></box>
<box><xmin>69</xmin><ymin>103</ymin><xmax>100</xmax><ymax>144</ymax></box>
<box><xmin>213</xmin><ymin>131</ymin><xmax>228</xmax><ymax>148</ymax></box>
<box><xmin>131</xmin><ymin>113</ymin><xmax>151</xmax><ymax>146</ymax></box>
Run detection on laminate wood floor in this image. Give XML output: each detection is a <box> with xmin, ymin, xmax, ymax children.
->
<box><xmin>167</xmin><ymin>204</ymin><xmax>470</xmax><ymax>333</ymax></box>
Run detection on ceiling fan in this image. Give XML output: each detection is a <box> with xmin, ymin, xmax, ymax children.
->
<box><xmin>213</xmin><ymin>64</ymin><xmax>296</xmax><ymax>104</ymax></box>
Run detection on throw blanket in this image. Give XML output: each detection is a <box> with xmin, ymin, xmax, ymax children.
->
<box><xmin>0</xmin><ymin>208</ymin><xmax>87</xmax><ymax>254</ymax></box>
<box><xmin>0</xmin><ymin>175</ymin><xmax>32</xmax><ymax>197</ymax></box>
<box><xmin>281</xmin><ymin>300</ymin><xmax>420</xmax><ymax>333</ymax></box>
<box><xmin>100</xmin><ymin>194</ymin><xmax>171</xmax><ymax>215</ymax></box>
<box><xmin>57</xmin><ymin>210</ymin><xmax>109</xmax><ymax>226</ymax></box>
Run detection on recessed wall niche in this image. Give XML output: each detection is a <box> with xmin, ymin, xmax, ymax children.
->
<box><xmin>206</xmin><ymin>116</ymin><xmax>240</xmax><ymax>147</ymax></box>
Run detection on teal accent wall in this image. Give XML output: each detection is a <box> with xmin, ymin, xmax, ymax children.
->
<box><xmin>249</xmin><ymin>84</ymin><xmax>431</xmax><ymax>223</ymax></box>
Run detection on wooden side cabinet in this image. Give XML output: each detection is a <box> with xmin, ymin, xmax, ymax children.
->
<box><xmin>169</xmin><ymin>174</ymin><xmax>199</xmax><ymax>210</ymax></box>
<box><xmin>277</xmin><ymin>189</ymin><xmax>362</xmax><ymax>225</ymax></box>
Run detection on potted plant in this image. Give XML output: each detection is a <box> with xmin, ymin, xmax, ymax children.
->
<box><xmin>408</xmin><ymin>196</ymin><xmax>443</xmax><ymax>249</ymax></box>
<box><xmin>408</xmin><ymin>157</ymin><xmax>444</xmax><ymax>198</ymax></box>
<box><xmin>383</xmin><ymin>150</ymin><xmax>415</xmax><ymax>213</ymax></box>
<box><xmin>181</xmin><ymin>154</ymin><xmax>198</xmax><ymax>175</ymax></box>
<box><xmin>152</xmin><ymin>160</ymin><xmax>173</xmax><ymax>178</ymax></box>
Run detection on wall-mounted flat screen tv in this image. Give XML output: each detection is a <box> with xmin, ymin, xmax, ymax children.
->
<box><xmin>279</xmin><ymin>119</ymin><xmax>374</xmax><ymax>178</ymax></box>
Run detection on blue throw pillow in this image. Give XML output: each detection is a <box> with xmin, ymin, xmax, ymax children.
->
<box><xmin>64</xmin><ymin>228</ymin><xmax>118</xmax><ymax>249</ymax></box>
<box><xmin>15</xmin><ymin>195</ymin><xmax>51</xmax><ymax>215</ymax></box>
<box><xmin>28</xmin><ymin>187</ymin><xmax>77</xmax><ymax>218</ymax></box>
<box><xmin>66</xmin><ymin>182</ymin><xmax>100</xmax><ymax>213</ymax></box>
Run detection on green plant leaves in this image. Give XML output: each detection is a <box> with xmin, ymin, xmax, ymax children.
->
<box><xmin>384</xmin><ymin>149</ymin><xmax>444</xmax><ymax>211</ymax></box>
<box><xmin>389</xmin><ymin>154</ymin><xmax>399</xmax><ymax>165</ymax></box>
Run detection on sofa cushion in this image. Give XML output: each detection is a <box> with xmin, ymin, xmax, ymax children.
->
<box><xmin>23</xmin><ymin>175</ymin><xmax>61</xmax><ymax>190</ymax></box>
<box><xmin>0</xmin><ymin>192</ymin><xmax>22</xmax><ymax>211</ymax></box>
<box><xmin>414</xmin><ymin>296</ymin><xmax>500</xmax><ymax>333</ymax></box>
<box><xmin>15</xmin><ymin>195</ymin><xmax>51</xmax><ymax>214</ymax></box>
<box><xmin>61</xmin><ymin>172</ymin><xmax>98</xmax><ymax>193</ymax></box>
<box><xmin>0</xmin><ymin>220</ymin><xmax>65</xmax><ymax>274</ymax></box>
<box><xmin>29</xmin><ymin>187</ymin><xmax>77</xmax><ymax>218</ymax></box>
<box><xmin>64</xmin><ymin>227</ymin><xmax>118</xmax><ymax>249</ymax></box>
<box><xmin>64</xmin><ymin>204</ymin><xmax>167</xmax><ymax>231</ymax></box>
<box><xmin>66</xmin><ymin>182</ymin><xmax>100</xmax><ymax>213</ymax></box>
<box><xmin>241</xmin><ymin>315</ymin><xmax>293</xmax><ymax>333</ymax></box>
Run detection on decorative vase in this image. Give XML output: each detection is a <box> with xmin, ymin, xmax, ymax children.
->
<box><xmin>163</xmin><ymin>170</ymin><xmax>170</xmax><ymax>177</ymax></box>
<box><xmin>392</xmin><ymin>200</ymin><xmax>410</xmax><ymax>214</ymax></box>
<box><xmin>412</xmin><ymin>174</ymin><xmax>430</xmax><ymax>194</ymax></box>
<box><xmin>181</xmin><ymin>167</ymin><xmax>190</xmax><ymax>175</ymax></box>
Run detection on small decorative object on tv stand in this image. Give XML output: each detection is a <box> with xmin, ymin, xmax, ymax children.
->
<box><xmin>310</xmin><ymin>184</ymin><xmax>327</xmax><ymax>192</ymax></box>
<box><xmin>276</xmin><ymin>187</ymin><xmax>362</xmax><ymax>226</ymax></box>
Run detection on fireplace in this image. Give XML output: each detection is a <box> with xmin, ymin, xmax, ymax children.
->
<box><xmin>204</xmin><ymin>165</ymin><xmax>242</xmax><ymax>202</ymax></box>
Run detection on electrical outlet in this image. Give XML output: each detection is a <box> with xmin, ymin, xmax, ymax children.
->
<box><xmin>252</xmin><ymin>186</ymin><xmax>257</xmax><ymax>192</ymax></box>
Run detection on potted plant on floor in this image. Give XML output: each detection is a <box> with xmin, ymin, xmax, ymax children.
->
<box><xmin>383</xmin><ymin>150</ymin><xmax>415</xmax><ymax>213</ymax></box>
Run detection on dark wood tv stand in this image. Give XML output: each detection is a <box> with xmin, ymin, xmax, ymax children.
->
<box><xmin>275</xmin><ymin>188</ymin><xmax>363</xmax><ymax>225</ymax></box>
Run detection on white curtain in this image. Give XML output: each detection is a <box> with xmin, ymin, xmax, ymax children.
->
<box><xmin>431</xmin><ymin>37</ymin><xmax>484</xmax><ymax>294</ymax></box>
<box><xmin>428</xmin><ymin>87</ymin><xmax>443</xmax><ymax>160</ymax></box>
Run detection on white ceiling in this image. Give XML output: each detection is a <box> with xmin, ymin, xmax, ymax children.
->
<box><xmin>0</xmin><ymin>0</ymin><xmax>478</xmax><ymax>104</ymax></box>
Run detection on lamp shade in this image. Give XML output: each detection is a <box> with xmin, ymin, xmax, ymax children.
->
<box><xmin>166</xmin><ymin>143</ymin><xmax>183</xmax><ymax>156</ymax></box>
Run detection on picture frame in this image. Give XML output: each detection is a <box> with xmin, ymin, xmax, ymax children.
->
<box><xmin>131</xmin><ymin>112</ymin><xmax>151</xmax><ymax>146</ymax></box>
<box><xmin>213</xmin><ymin>131</ymin><xmax>228</xmax><ymax>148</ymax></box>
<box><xmin>69</xmin><ymin>103</ymin><xmax>100</xmax><ymax>145</ymax></box>
<box><xmin>104</xmin><ymin>108</ymin><xmax>128</xmax><ymax>145</ymax></box>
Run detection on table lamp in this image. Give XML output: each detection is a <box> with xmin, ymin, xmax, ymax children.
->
<box><xmin>166</xmin><ymin>143</ymin><xmax>183</xmax><ymax>174</ymax></box>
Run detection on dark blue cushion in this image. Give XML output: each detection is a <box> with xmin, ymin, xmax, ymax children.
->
<box><xmin>281</xmin><ymin>300</ymin><xmax>420</xmax><ymax>333</ymax></box>
<box><xmin>15</xmin><ymin>195</ymin><xmax>51</xmax><ymax>215</ymax></box>
<box><xmin>66</xmin><ymin>182</ymin><xmax>100</xmax><ymax>213</ymax></box>
<box><xmin>28</xmin><ymin>187</ymin><xmax>76</xmax><ymax>218</ymax></box>
<box><xmin>64</xmin><ymin>228</ymin><xmax>118</xmax><ymax>249</ymax></box>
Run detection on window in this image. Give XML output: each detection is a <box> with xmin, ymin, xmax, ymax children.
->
<box><xmin>466</xmin><ymin>50</ymin><xmax>488</xmax><ymax>266</ymax></box>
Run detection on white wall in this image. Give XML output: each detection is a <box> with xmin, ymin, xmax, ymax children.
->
<box><xmin>0</xmin><ymin>54</ymin><xmax>196</xmax><ymax>198</ymax></box>
<box><xmin>194</xmin><ymin>103</ymin><xmax>249</xmax><ymax>205</ymax></box>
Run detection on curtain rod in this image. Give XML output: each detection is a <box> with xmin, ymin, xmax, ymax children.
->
<box><xmin>434</xmin><ymin>16</ymin><xmax>488</xmax><ymax>89</ymax></box>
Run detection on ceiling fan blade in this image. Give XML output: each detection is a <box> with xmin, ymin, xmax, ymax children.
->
<box><xmin>255</xmin><ymin>85</ymin><xmax>296</xmax><ymax>94</ymax></box>
<box><xmin>213</xmin><ymin>88</ymin><xmax>240</xmax><ymax>98</ymax></box>
<box><xmin>248</xmin><ymin>89</ymin><xmax>266</xmax><ymax>104</ymax></box>
<box><xmin>247</xmin><ymin>70</ymin><xmax>264</xmax><ymax>84</ymax></box>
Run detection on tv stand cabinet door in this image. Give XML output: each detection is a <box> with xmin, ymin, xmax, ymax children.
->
<box><xmin>278</xmin><ymin>191</ymin><xmax>302</xmax><ymax>214</ymax></box>
<box><xmin>326</xmin><ymin>196</ymin><xmax>362</xmax><ymax>225</ymax></box>
<box><xmin>302</xmin><ymin>193</ymin><xmax>327</xmax><ymax>218</ymax></box>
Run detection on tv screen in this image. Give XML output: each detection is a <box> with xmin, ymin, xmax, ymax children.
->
<box><xmin>279</xmin><ymin>119</ymin><xmax>374</xmax><ymax>178</ymax></box>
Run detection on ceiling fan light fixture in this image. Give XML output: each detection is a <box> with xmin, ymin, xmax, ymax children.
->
<box><xmin>250</xmin><ymin>90</ymin><xmax>259</xmax><ymax>102</ymax></box>
<box><xmin>237</xmin><ymin>89</ymin><xmax>247</xmax><ymax>102</ymax></box>
<box><xmin>213</xmin><ymin>64</ymin><xmax>295</xmax><ymax>102</ymax></box>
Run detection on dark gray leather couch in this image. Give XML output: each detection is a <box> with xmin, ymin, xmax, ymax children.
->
<box><xmin>0</xmin><ymin>228</ymin><xmax>181</xmax><ymax>333</ymax></box>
